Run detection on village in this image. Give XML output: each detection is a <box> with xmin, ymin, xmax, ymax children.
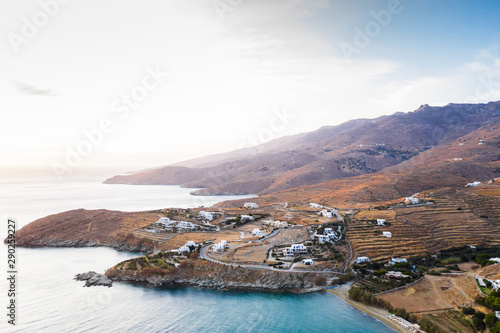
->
<box><xmin>116</xmin><ymin>180</ymin><xmax>500</xmax><ymax>333</ymax></box>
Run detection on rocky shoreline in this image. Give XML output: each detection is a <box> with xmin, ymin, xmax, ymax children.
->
<box><xmin>106</xmin><ymin>259</ymin><xmax>331</xmax><ymax>293</ymax></box>
<box><xmin>12</xmin><ymin>239</ymin><xmax>155</xmax><ymax>254</ymax></box>
<box><xmin>75</xmin><ymin>271</ymin><xmax>113</xmax><ymax>287</ymax></box>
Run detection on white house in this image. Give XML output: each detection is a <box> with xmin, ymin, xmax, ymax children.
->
<box><xmin>452</xmin><ymin>158</ymin><xmax>464</xmax><ymax>161</ymax></box>
<box><xmin>212</xmin><ymin>240</ymin><xmax>227</xmax><ymax>252</ymax></box>
<box><xmin>240</xmin><ymin>215</ymin><xmax>254</xmax><ymax>221</ymax></box>
<box><xmin>178</xmin><ymin>221</ymin><xmax>195</xmax><ymax>230</ymax></box>
<box><xmin>355</xmin><ymin>256</ymin><xmax>370</xmax><ymax>263</ymax></box>
<box><xmin>265</xmin><ymin>220</ymin><xmax>288</xmax><ymax>228</ymax></box>
<box><xmin>377</xmin><ymin>219</ymin><xmax>386</xmax><ymax>226</ymax></box>
<box><xmin>492</xmin><ymin>280</ymin><xmax>500</xmax><ymax>291</ymax></box>
<box><xmin>185</xmin><ymin>241</ymin><xmax>197</xmax><ymax>248</ymax></box>
<box><xmin>316</xmin><ymin>235</ymin><xmax>330</xmax><ymax>243</ymax></box>
<box><xmin>489</xmin><ymin>257</ymin><xmax>500</xmax><ymax>263</ymax></box>
<box><xmin>157</xmin><ymin>217</ymin><xmax>171</xmax><ymax>226</ymax></box>
<box><xmin>386</xmin><ymin>271</ymin><xmax>410</xmax><ymax>279</ymax></box>
<box><xmin>382</xmin><ymin>231</ymin><xmax>392</xmax><ymax>238</ymax></box>
<box><xmin>465</xmin><ymin>181</ymin><xmax>482</xmax><ymax>187</ymax></box>
<box><xmin>309</xmin><ymin>203</ymin><xmax>322</xmax><ymax>209</ymax></box>
<box><xmin>283</xmin><ymin>244</ymin><xmax>308</xmax><ymax>256</ymax></box>
<box><xmin>318</xmin><ymin>210</ymin><xmax>333</xmax><ymax>218</ymax></box>
<box><xmin>198</xmin><ymin>211</ymin><xmax>214</xmax><ymax>221</ymax></box>
<box><xmin>324</xmin><ymin>228</ymin><xmax>333</xmax><ymax>234</ymax></box>
<box><xmin>178</xmin><ymin>245</ymin><xmax>190</xmax><ymax>253</ymax></box>
<box><xmin>496</xmin><ymin>311</ymin><xmax>500</xmax><ymax>320</ymax></box>
<box><xmin>405</xmin><ymin>197</ymin><xmax>420</xmax><ymax>205</ymax></box>
<box><xmin>302</xmin><ymin>259</ymin><xmax>314</xmax><ymax>265</ymax></box>
<box><xmin>243</xmin><ymin>203</ymin><xmax>259</xmax><ymax>209</ymax></box>
<box><xmin>390</xmin><ymin>258</ymin><xmax>407</xmax><ymax>265</ymax></box>
<box><xmin>252</xmin><ymin>228</ymin><xmax>264</xmax><ymax>236</ymax></box>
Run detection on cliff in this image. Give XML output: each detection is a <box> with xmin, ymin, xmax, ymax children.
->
<box><xmin>106</xmin><ymin>258</ymin><xmax>329</xmax><ymax>292</ymax></box>
<box><xmin>11</xmin><ymin>208</ymin><xmax>161</xmax><ymax>253</ymax></box>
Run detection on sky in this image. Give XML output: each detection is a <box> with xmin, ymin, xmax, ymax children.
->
<box><xmin>1</xmin><ymin>0</ymin><xmax>500</xmax><ymax>177</ymax></box>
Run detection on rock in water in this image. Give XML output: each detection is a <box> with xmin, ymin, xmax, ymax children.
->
<box><xmin>74</xmin><ymin>271</ymin><xmax>113</xmax><ymax>287</ymax></box>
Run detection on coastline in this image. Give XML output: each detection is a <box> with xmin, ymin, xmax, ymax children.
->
<box><xmin>327</xmin><ymin>282</ymin><xmax>405</xmax><ymax>333</ymax></box>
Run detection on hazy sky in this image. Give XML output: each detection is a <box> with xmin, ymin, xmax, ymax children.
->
<box><xmin>2</xmin><ymin>0</ymin><xmax>500</xmax><ymax>175</ymax></box>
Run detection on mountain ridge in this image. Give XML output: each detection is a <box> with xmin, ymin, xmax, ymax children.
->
<box><xmin>104</xmin><ymin>101</ymin><xmax>500</xmax><ymax>199</ymax></box>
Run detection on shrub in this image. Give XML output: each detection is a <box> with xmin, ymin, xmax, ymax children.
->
<box><xmin>485</xmin><ymin>313</ymin><xmax>498</xmax><ymax>328</ymax></box>
<box><xmin>441</xmin><ymin>257</ymin><xmax>461</xmax><ymax>265</ymax></box>
<box><xmin>472</xmin><ymin>316</ymin><xmax>486</xmax><ymax>331</ymax></box>
<box><xmin>474</xmin><ymin>311</ymin><xmax>486</xmax><ymax>320</ymax></box>
<box><xmin>462</xmin><ymin>307</ymin><xmax>475</xmax><ymax>315</ymax></box>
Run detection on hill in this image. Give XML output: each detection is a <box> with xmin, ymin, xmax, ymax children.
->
<box><xmin>104</xmin><ymin>102</ymin><xmax>500</xmax><ymax>197</ymax></box>
<box><xmin>13</xmin><ymin>209</ymin><xmax>162</xmax><ymax>252</ymax></box>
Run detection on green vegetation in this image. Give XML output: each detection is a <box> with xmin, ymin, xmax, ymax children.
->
<box><xmin>462</xmin><ymin>307</ymin><xmax>475</xmax><ymax>315</ymax></box>
<box><xmin>417</xmin><ymin>318</ymin><xmax>446</xmax><ymax>333</ymax></box>
<box><xmin>390</xmin><ymin>307</ymin><xmax>417</xmax><ymax>324</ymax></box>
<box><xmin>348</xmin><ymin>288</ymin><xmax>392</xmax><ymax>310</ymax></box>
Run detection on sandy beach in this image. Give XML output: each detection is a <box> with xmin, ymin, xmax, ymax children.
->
<box><xmin>327</xmin><ymin>282</ymin><xmax>406</xmax><ymax>333</ymax></box>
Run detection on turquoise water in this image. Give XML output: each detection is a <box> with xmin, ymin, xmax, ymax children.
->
<box><xmin>0</xmin><ymin>174</ymin><xmax>394</xmax><ymax>332</ymax></box>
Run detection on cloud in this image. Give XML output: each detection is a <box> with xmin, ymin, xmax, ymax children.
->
<box><xmin>13</xmin><ymin>81</ymin><xmax>55</xmax><ymax>96</ymax></box>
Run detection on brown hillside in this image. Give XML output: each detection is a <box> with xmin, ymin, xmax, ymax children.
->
<box><xmin>105</xmin><ymin>101</ymin><xmax>500</xmax><ymax>196</ymax></box>
<box><xmin>13</xmin><ymin>209</ymin><xmax>161</xmax><ymax>249</ymax></box>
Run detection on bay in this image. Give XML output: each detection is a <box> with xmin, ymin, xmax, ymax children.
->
<box><xmin>0</xmin><ymin>174</ymin><xmax>394</xmax><ymax>332</ymax></box>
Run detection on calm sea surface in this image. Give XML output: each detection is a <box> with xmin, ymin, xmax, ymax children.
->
<box><xmin>0</xmin><ymin>173</ymin><xmax>394</xmax><ymax>332</ymax></box>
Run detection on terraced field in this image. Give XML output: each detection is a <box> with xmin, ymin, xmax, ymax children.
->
<box><xmin>352</xmin><ymin>278</ymin><xmax>396</xmax><ymax>294</ymax></box>
<box><xmin>348</xmin><ymin>188</ymin><xmax>500</xmax><ymax>262</ymax></box>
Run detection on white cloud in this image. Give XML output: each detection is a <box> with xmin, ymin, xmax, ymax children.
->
<box><xmin>1</xmin><ymin>1</ymin><xmax>499</xmax><ymax>170</ymax></box>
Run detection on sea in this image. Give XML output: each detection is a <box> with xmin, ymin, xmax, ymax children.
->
<box><xmin>0</xmin><ymin>171</ymin><xmax>394</xmax><ymax>332</ymax></box>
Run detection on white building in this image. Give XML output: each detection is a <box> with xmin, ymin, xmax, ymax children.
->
<box><xmin>318</xmin><ymin>210</ymin><xmax>333</xmax><ymax>218</ymax></box>
<box><xmin>178</xmin><ymin>245</ymin><xmax>190</xmax><ymax>253</ymax></box>
<box><xmin>390</xmin><ymin>258</ymin><xmax>407</xmax><ymax>265</ymax></box>
<box><xmin>386</xmin><ymin>271</ymin><xmax>410</xmax><ymax>279</ymax></box>
<box><xmin>198</xmin><ymin>211</ymin><xmax>214</xmax><ymax>221</ymax></box>
<box><xmin>405</xmin><ymin>197</ymin><xmax>420</xmax><ymax>205</ymax></box>
<box><xmin>157</xmin><ymin>217</ymin><xmax>171</xmax><ymax>226</ymax></box>
<box><xmin>243</xmin><ymin>203</ymin><xmax>259</xmax><ymax>209</ymax></box>
<box><xmin>355</xmin><ymin>256</ymin><xmax>370</xmax><ymax>263</ymax></box>
<box><xmin>185</xmin><ymin>241</ymin><xmax>197</xmax><ymax>248</ymax></box>
<box><xmin>465</xmin><ymin>181</ymin><xmax>482</xmax><ymax>187</ymax></box>
<box><xmin>302</xmin><ymin>259</ymin><xmax>314</xmax><ymax>265</ymax></box>
<box><xmin>382</xmin><ymin>231</ymin><xmax>392</xmax><ymax>238</ymax></box>
<box><xmin>264</xmin><ymin>220</ymin><xmax>288</xmax><ymax>228</ymax></box>
<box><xmin>212</xmin><ymin>240</ymin><xmax>227</xmax><ymax>252</ymax></box>
<box><xmin>240</xmin><ymin>215</ymin><xmax>254</xmax><ymax>221</ymax></box>
<box><xmin>377</xmin><ymin>219</ymin><xmax>386</xmax><ymax>226</ymax></box>
<box><xmin>309</xmin><ymin>203</ymin><xmax>322</xmax><ymax>209</ymax></box>
<box><xmin>492</xmin><ymin>280</ymin><xmax>500</xmax><ymax>291</ymax></box>
<box><xmin>324</xmin><ymin>228</ymin><xmax>334</xmax><ymax>235</ymax></box>
<box><xmin>178</xmin><ymin>221</ymin><xmax>195</xmax><ymax>230</ymax></box>
<box><xmin>283</xmin><ymin>244</ymin><xmax>308</xmax><ymax>257</ymax></box>
<box><xmin>489</xmin><ymin>257</ymin><xmax>500</xmax><ymax>263</ymax></box>
<box><xmin>316</xmin><ymin>235</ymin><xmax>330</xmax><ymax>243</ymax></box>
<box><xmin>252</xmin><ymin>228</ymin><xmax>264</xmax><ymax>236</ymax></box>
